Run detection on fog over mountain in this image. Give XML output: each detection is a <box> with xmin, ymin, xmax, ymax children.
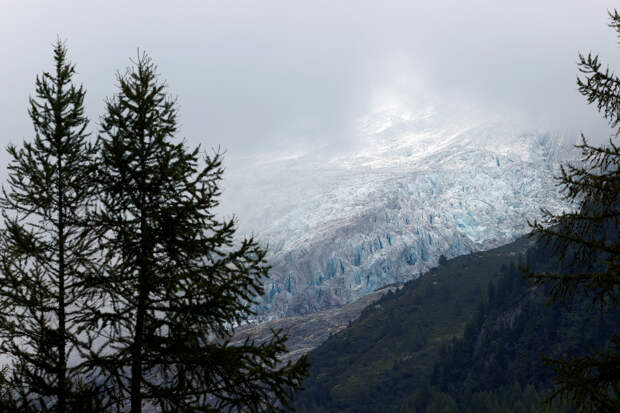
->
<box><xmin>1</xmin><ymin>1</ymin><xmax>618</xmax><ymax>170</ymax></box>
<box><xmin>221</xmin><ymin>106</ymin><xmax>577</xmax><ymax>319</ymax></box>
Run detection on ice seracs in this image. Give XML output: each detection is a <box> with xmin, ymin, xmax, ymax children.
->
<box><xmin>222</xmin><ymin>107</ymin><xmax>577</xmax><ymax>320</ymax></box>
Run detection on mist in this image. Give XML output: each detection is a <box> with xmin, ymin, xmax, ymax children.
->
<box><xmin>2</xmin><ymin>0</ymin><xmax>619</xmax><ymax>170</ymax></box>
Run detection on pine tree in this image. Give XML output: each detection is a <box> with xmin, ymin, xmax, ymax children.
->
<box><xmin>89</xmin><ymin>53</ymin><xmax>309</xmax><ymax>412</ymax></box>
<box><xmin>438</xmin><ymin>254</ymin><xmax>448</xmax><ymax>266</ymax></box>
<box><xmin>528</xmin><ymin>10</ymin><xmax>620</xmax><ymax>413</ymax></box>
<box><xmin>0</xmin><ymin>41</ymin><xmax>99</xmax><ymax>412</ymax></box>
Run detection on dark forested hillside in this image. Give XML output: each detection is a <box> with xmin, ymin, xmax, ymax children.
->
<box><xmin>292</xmin><ymin>235</ymin><xmax>619</xmax><ymax>412</ymax></box>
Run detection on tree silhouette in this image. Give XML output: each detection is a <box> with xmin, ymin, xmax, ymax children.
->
<box><xmin>528</xmin><ymin>10</ymin><xmax>620</xmax><ymax>413</ymax></box>
<box><xmin>88</xmin><ymin>52</ymin><xmax>308</xmax><ymax>412</ymax></box>
<box><xmin>0</xmin><ymin>41</ymin><xmax>100</xmax><ymax>412</ymax></box>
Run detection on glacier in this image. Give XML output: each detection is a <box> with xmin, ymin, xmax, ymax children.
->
<box><xmin>220</xmin><ymin>107</ymin><xmax>577</xmax><ymax>320</ymax></box>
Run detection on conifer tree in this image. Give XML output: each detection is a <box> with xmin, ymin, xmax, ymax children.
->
<box><xmin>89</xmin><ymin>53</ymin><xmax>308</xmax><ymax>412</ymax></box>
<box><xmin>0</xmin><ymin>41</ymin><xmax>99</xmax><ymax>412</ymax></box>
<box><xmin>528</xmin><ymin>10</ymin><xmax>620</xmax><ymax>413</ymax></box>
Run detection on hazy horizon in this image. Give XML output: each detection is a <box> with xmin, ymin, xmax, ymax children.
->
<box><xmin>2</xmin><ymin>1</ymin><xmax>620</xmax><ymax>169</ymax></box>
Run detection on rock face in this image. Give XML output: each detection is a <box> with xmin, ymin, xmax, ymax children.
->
<box><xmin>231</xmin><ymin>285</ymin><xmax>400</xmax><ymax>363</ymax></box>
<box><xmin>222</xmin><ymin>108</ymin><xmax>576</xmax><ymax>320</ymax></box>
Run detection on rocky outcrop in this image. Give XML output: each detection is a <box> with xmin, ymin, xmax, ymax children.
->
<box><xmin>231</xmin><ymin>285</ymin><xmax>401</xmax><ymax>362</ymax></box>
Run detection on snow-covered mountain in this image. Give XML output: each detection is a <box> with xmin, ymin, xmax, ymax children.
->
<box><xmin>222</xmin><ymin>107</ymin><xmax>576</xmax><ymax>320</ymax></box>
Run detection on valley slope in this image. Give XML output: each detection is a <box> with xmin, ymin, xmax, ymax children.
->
<box><xmin>292</xmin><ymin>233</ymin><xmax>619</xmax><ymax>412</ymax></box>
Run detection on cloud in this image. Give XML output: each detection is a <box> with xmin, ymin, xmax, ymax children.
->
<box><xmin>1</xmin><ymin>0</ymin><xmax>619</xmax><ymax>173</ymax></box>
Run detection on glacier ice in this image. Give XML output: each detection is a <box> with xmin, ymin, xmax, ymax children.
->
<box><xmin>220</xmin><ymin>109</ymin><xmax>577</xmax><ymax>320</ymax></box>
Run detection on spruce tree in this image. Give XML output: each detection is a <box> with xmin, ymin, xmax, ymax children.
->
<box><xmin>89</xmin><ymin>53</ymin><xmax>308</xmax><ymax>412</ymax></box>
<box><xmin>0</xmin><ymin>41</ymin><xmax>99</xmax><ymax>412</ymax></box>
<box><xmin>528</xmin><ymin>10</ymin><xmax>620</xmax><ymax>413</ymax></box>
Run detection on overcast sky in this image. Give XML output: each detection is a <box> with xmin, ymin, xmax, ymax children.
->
<box><xmin>2</xmin><ymin>1</ymin><xmax>620</xmax><ymax>169</ymax></box>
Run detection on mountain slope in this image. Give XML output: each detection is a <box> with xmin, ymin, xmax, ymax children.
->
<box><xmin>291</xmin><ymin>236</ymin><xmax>532</xmax><ymax>411</ymax></box>
<box><xmin>291</xmin><ymin>234</ymin><xmax>619</xmax><ymax>412</ymax></box>
<box><xmin>231</xmin><ymin>285</ymin><xmax>399</xmax><ymax>364</ymax></box>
